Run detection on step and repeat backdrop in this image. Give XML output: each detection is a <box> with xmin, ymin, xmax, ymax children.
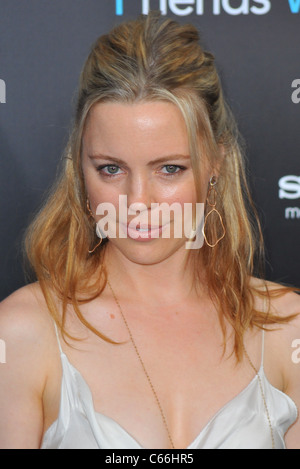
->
<box><xmin>0</xmin><ymin>1</ymin><xmax>299</xmax><ymax>300</ymax></box>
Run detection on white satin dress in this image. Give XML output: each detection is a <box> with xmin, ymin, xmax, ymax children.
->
<box><xmin>41</xmin><ymin>325</ymin><xmax>298</xmax><ymax>449</ymax></box>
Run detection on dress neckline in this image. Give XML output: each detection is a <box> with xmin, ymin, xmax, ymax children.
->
<box><xmin>44</xmin><ymin>323</ymin><xmax>298</xmax><ymax>449</ymax></box>
<box><xmin>43</xmin><ymin>348</ymin><xmax>297</xmax><ymax>449</ymax></box>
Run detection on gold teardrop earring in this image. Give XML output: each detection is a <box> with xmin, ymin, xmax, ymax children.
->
<box><xmin>86</xmin><ymin>199</ymin><xmax>103</xmax><ymax>254</ymax></box>
<box><xmin>202</xmin><ymin>176</ymin><xmax>226</xmax><ymax>248</ymax></box>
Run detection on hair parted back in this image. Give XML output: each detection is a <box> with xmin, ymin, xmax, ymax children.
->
<box><xmin>24</xmin><ymin>12</ymin><xmax>296</xmax><ymax>360</ymax></box>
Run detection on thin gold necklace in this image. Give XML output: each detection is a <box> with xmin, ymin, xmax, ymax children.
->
<box><xmin>107</xmin><ymin>279</ymin><xmax>175</xmax><ymax>449</ymax></box>
<box><xmin>242</xmin><ymin>344</ymin><xmax>275</xmax><ymax>449</ymax></box>
<box><xmin>108</xmin><ymin>280</ymin><xmax>275</xmax><ymax>450</ymax></box>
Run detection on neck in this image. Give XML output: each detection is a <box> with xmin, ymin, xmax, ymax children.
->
<box><xmin>103</xmin><ymin>243</ymin><xmax>206</xmax><ymax>306</ymax></box>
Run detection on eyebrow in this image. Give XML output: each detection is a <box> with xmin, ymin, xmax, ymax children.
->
<box><xmin>88</xmin><ymin>153</ymin><xmax>190</xmax><ymax>166</ymax></box>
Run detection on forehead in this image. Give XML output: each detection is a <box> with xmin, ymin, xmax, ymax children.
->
<box><xmin>82</xmin><ymin>100</ymin><xmax>190</xmax><ymax>160</ymax></box>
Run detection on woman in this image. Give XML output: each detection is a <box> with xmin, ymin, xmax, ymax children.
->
<box><xmin>0</xmin><ymin>12</ymin><xmax>299</xmax><ymax>450</ymax></box>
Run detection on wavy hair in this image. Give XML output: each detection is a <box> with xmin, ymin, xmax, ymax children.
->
<box><xmin>24</xmin><ymin>12</ymin><xmax>298</xmax><ymax>359</ymax></box>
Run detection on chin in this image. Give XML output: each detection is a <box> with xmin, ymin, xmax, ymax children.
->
<box><xmin>108</xmin><ymin>239</ymin><xmax>186</xmax><ymax>266</ymax></box>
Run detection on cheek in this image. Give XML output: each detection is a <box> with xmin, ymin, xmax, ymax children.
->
<box><xmin>92</xmin><ymin>188</ymin><xmax>121</xmax><ymax>215</ymax></box>
<box><xmin>83</xmin><ymin>169</ymin><xmax>119</xmax><ymax>209</ymax></box>
<box><xmin>158</xmin><ymin>181</ymin><xmax>197</xmax><ymax>206</ymax></box>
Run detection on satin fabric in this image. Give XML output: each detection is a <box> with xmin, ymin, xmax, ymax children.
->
<box><xmin>41</xmin><ymin>329</ymin><xmax>298</xmax><ymax>449</ymax></box>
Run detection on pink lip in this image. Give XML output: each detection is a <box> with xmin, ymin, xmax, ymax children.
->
<box><xmin>131</xmin><ymin>223</ymin><xmax>161</xmax><ymax>230</ymax></box>
<box><xmin>119</xmin><ymin>222</ymin><xmax>169</xmax><ymax>241</ymax></box>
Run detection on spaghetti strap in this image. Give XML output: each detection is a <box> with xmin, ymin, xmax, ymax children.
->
<box><xmin>260</xmin><ymin>287</ymin><xmax>268</xmax><ymax>369</ymax></box>
<box><xmin>53</xmin><ymin>320</ymin><xmax>64</xmax><ymax>355</ymax></box>
<box><xmin>260</xmin><ymin>328</ymin><xmax>265</xmax><ymax>369</ymax></box>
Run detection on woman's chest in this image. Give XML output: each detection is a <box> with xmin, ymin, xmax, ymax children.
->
<box><xmin>51</xmin><ymin>317</ymin><xmax>262</xmax><ymax>448</ymax></box>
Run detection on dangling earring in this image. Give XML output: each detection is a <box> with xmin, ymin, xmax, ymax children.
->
<box><xmin>87</xmin><ymin>199</ymin><xmax>103</xmax><ymax>254</ymax></box>
<box><xmin>86</xmin><ymin>199</ymin><xmax>93</xmax><ymax>218</ymax></box>
<box><xmin>202</xmin><ymin>176</ymin><xmax>226</xmax><ymax>248</ymax></box>
<box><xmin>88</xmin><ymin>224</ymin><xmax>103</xmax><ymax>254</ymax></box>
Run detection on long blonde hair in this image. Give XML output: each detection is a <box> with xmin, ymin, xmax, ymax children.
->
<box><xmin>24</xmin><ymin>12</ymin><xmax>298</xmax><ymax>359</ymax></box>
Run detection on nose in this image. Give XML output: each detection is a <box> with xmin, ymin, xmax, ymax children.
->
<box><xmin>126</xmin><ymin>172</ymin><xmax>152</xmax><ymax>212</ymax></box>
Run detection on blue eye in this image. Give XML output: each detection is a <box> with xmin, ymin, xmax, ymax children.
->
<box><xmin>97</xmin><ymin>165</ymin><xmax>122</xmax><ymax>176</ymax></box>
<box><xmin>161</xmin><ymin>165</ymin><xmax>186</xmax><ymax>175</ymax></box>
<box><xmin>164</xmin><ymin>165</ymin><xmax>179</xmax><ymax>173</ymax></box>
<box><xmin>96</xmin><ymin>163</ymin><xmax>187</xmax><ymax>178</ymax></box>
<box><xmin>106</xmin><ymin>165</ymin><xmax>120</xmax><ymax>174</ymax></box>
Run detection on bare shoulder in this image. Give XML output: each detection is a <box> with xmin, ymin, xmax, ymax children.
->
<box><xmin>0</xmin><ymin>284</ymin><xmax>60</xmax><ymax>448</ymax></box>
<box><xmin>249</xmin><ymin>276</ymin><xmax>300</xmax><ymax>320</ymax></box>
<box><xmin>0</xmin><ymin>283</ymin><xmax>55</xmax><ymax>362</ymax></box>
<box><xmin>249</xmin><ymin>277</ymin><xmax>300</xmax><ymax>448</ymax></box>
<box><xmin>0</xmin><ymin>281</ymin><xmax>46</xmax><ymax>311</ymax></box>
<box><xmin>265</xmin><ymin>279</ymin><xmax>300</xmax><ymax>359</ymax></box>
<box><xmin>0</xmin><ymin>282</ymin><xmax>53</xmax><ymax>325</ymax></box>
<box><xmin>249</xmin><ymin>276</ymin><xmax>300</xmax><ymax>381</ymax></box>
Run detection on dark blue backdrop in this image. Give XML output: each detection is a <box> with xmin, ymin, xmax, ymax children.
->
<box><xmin>0</xmin><ymin>0</ymin><xmax>299</xmax><ymax>301</ymax></box>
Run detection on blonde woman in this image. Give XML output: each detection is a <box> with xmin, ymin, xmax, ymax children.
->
<box><xmin>0</xmin><ymin>13</ymin><xmax>299</xmax><ymax>449</ymax></box>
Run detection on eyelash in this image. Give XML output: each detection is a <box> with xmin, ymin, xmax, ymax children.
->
<box><xmin>96</xmin><ymin>164</ymin><xmax>187</xmax><ymax>178</ymax></box>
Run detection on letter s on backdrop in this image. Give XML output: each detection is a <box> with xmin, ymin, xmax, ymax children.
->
<box><xmin>279</xmin><ymin>175</ymin><xmax>300</xmax><ymax>200</ymax></box>
<box><xmin>251</xmin><ymin>0</ymin><xmax>272</xmax><ymax>15</ymax></box>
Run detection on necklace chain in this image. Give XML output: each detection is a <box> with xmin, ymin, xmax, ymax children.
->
<box><xmin>108</xmin><ymin>280</ymin><xmax>275</xmax><ymax>450</ymax></box>
<box><xmin>107</xmin><ymin>280</ymin><xmax>175</xmax><ymax>449</ymax></box>
<box><xmin>242</xmin><ymin>344</ymin><xmax>275</xmax><ymax>449</ymax></box>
